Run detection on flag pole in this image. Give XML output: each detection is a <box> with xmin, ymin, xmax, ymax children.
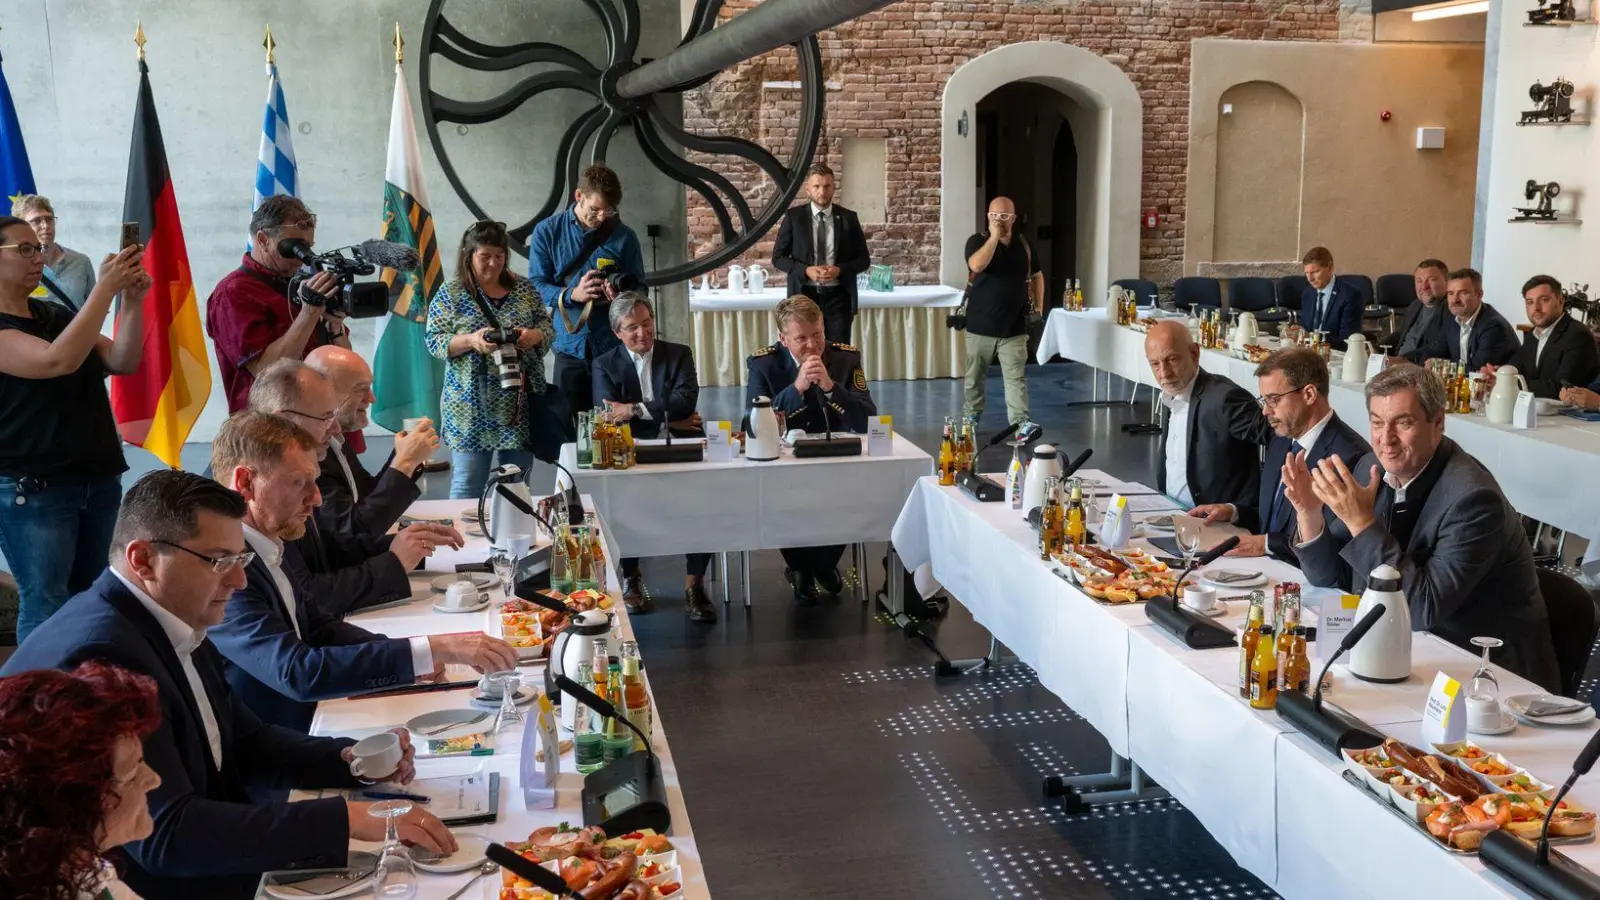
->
<box><xmin>394</xmin><ymin>21</ymin><xmax>403</xmax><ymax>65</ymax></box>
<box><xmin>264</xmin><ymin>25</ymin><xmax>276</xmax><ymax>66</ymax></box>
<box><xmin>134</xmin><ymin>21</ymin><xmax>146</xmax><ymax>62</ymax></box>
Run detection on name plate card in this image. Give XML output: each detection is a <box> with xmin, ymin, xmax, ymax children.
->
<box><xmin>1421</xmin><ymin>671</ymin><xmax>1466</xmax><ymax>746</ymax></box>
<box><xmin>520</xmin><ymin>693</ymin><xmax>560</xmax><ymax>808</ymax></box>
<box><xmin>1315</xmin><ymin>591</ymin><xmax>1360</xmax><ymax>674</ymax></box>
<box><xmin>1512</xmin><ymin>391</ymin><xmax>1537</xmax><ymax>430</ymax></box>
<box><xmin>704</xmin><ymin>421</ymin><xmax>734</xmax><ymax>461</ymax></box>
<box><xmin>867</xmin><ymin>415</ymin><xmax>894</xmax><ymax>457</ymax></box>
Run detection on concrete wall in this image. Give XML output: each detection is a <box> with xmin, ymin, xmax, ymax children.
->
<box><xmin>1186</xmin><ymin>38</ymin><xmax>1484</xmax><ymax>280</ymax></box>
<box><xmin>1478</xmin><ymin>0</ymin><xmax>1596</xmax><ymax>326</ymax></box>
<box><xmin>3</xmin><ymin>0</ymin><xmax>686</xmax><ymax>454</ymax></box>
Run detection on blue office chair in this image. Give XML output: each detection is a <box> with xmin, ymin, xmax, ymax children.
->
<box><xmin>1114</xmin><ymin>278</ymin><xmax>1160</xmax><ymax>309</ymax></box>
<box><xmin>1227</xmin><ymin>277</ymin><xmax>1288</xmax><ymax>328</ymax></box>
<box><xmin>1375</xmin><ymin>274</ymin><xmax>1415</xmax><ymax>310</ymax></box>
<box><xmin>1173</xmin><ymin>277</ymin><xmax>1222</xmax><ymax>313</ymax></box>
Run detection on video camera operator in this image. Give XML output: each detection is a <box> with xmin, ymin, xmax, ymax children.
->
<box><xmin>528</xmin><ymin>164</ymin><xmax>646</xmax><ymax>420</ymax></box>
<box><xmin>206</xmin><ymin>195</ymin><xmax>351</xmax><ymax>414</ymax></box>
<box><xmin>426</xmin><ymin>220</ymin><xmax>556</xmax><ymax>500</ymax></box>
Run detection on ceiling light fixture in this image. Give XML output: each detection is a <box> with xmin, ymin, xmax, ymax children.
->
<box><xmin>1411</xmin><ymin>0</ymin><xmax>1490</xmax><ymax>21</ymax></box>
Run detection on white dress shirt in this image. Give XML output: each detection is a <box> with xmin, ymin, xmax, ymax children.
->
<box><xmin>328</xmin><ymin>435</ymin><xmax>360</xmax><ymax>502</ymax></box>
<box><xmin>629</xmin><ymin>346</ymin><xmax>654</xmax><ymax>420</ymax></box>
<box><xmin>809</xmin><ymin>202</ymin><xmax>838</xmax><ymax>286</ymax></box>
<box><xmin>1456</xmin><ymin>308</ymin><xmax>1480</xmax><ymax>363</ymax></box>
<box><xmin>1534</xmin><ymin>323</ymin><xmax>1554</xmax><ymax>366</ymax></box>
<box><xmin>111</xmin><ymin>568</ymin><xmax>223</xmax><ymax>770</ymax></box>
<box><xmin>242</xmin><ymin>523</ymin><xmax>434</xmax><ymax>675</ymax></box>
<box><xmin>1162</xmin><ymin>376</ymin><xmax>1198</xmax><ymax>507</ymax></box>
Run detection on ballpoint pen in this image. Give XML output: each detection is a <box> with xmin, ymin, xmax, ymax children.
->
<box><xmin>357</xmin><ymin>789</ymin><xmax>431</xmax><ymax>804</ymax></box>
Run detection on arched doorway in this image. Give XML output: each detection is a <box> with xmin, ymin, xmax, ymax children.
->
<box><xmin>1214</xmin><ymin>81</ymin><xmax>1305</xmax><ymax>262</ymax></box>
<box><xmin>941</xmin><ymin>41</ymin><xmax>1142</xmax><ymax>308</ymax></box>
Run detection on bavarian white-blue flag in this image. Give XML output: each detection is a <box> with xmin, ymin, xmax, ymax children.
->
<box><xmin>371</xmin><ymin>57</ymin><xmax>445</xmax><ymax>432</ymax></box>
<box><xmin>252</xmin><ymin>62</ymin><xmax>297</xmax><ymax>213</ymax></box>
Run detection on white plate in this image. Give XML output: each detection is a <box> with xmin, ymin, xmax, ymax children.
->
<box><xmin>404</xmin><ymin>708</ymin><xmax>491</xmax><ymax>739</ymax></box>
<box><xmin>431</xmin><ymin>572</ymin><xmax>496</xmax><ymax>593</ymax></box>
<box><xmin>432</xmin><ymin>597</ymin><xmax>490</xmax><ymax>614</ymax></box>
<box><xmin>1199</xmin><ymin>569</ymin><xmax>1267</xmax><ymax>588</ymax></box>
<box><xmin>1511</xmin><ymin>705</ymin><xmax>1597</xmax><ymax>727</ymax></box>
<box><xmin>262</xmin><ymin>852</ymin><xmax>376</xmax><ymax>899</ymax></box>
<box><xmin>411</xmin><ymin>834</ymin><xmax>490</xmax><ymax>874</ymax></box>
<box><xmin>1180</xmin><ymin>600</ymin><xmax>1228</xmax><ymax>619</ymax></box>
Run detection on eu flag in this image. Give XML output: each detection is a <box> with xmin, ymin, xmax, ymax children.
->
<box><xmin>0</xmin><ymin>46</ymin><xmax>36</xmax><ymax>206</ymax></box>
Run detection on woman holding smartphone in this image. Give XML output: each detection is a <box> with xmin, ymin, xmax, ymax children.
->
<box><xmin>0</xmin><ymin>215</ymin><xmax>149</xmax><ymax>642</ymax></box>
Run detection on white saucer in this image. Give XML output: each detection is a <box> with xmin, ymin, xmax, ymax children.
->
<box><xmin>1467</xmin><ymin>716</ymin><xmax>1518</xmax><ymax>736</ymax></box>
<box><xmin>1181</xmin><ymin>600</ymin><xmax>1228</xmax><ymax>619</ymax></box>
<box><xmin>412</xmin><ymin>834</ymin><xmax>490</xmax><ymax>874</ymax></box>
<box><xmin>432</xmin><ymin>597</ymin><xmax>490</xmax><ymax>614</ymax></box>
<box><xmin>431</xmin><ymin>572</ymin><xmax>495</xmax><ymax>593</ymax></box>
<box><xmin>1199</xmin><ymin>569</ymin><xmax>1268</xmax><ymax>589</ymax></box>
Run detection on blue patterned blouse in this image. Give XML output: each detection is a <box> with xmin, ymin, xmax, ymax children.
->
<box><xmin>424</xmin><ymin>274</ymin><xmax>555</xmax><ymax>452</ymax></box>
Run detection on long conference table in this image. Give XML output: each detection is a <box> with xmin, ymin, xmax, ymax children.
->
<box><xmin>1037</xmin><ymin>308</ymin><xmax>1600</xmax><ymax>556</ymax></box>
<box><xmin>893</xmin><ymin>471</ymin><xmax>1600</xmax><ymax>898</ymax></box>
<box><xmin>258</xmin><ymin>498</ymin><xmax>710</xmax><ymax>900</ymax></box>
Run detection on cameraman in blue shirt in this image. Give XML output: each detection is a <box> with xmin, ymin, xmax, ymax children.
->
<box><xmin>528</xmin><ymin>165</ymin><xmax>646</xmax><ymax>421</ymax></box>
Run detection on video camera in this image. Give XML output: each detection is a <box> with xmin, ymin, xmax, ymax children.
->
<box><xmin>278</xmin><ymin>237</ymin><xmax>419</xmax><ymax>319</ymax></box>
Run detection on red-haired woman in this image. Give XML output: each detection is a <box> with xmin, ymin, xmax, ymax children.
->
<box><xmin>0</xmin><ymin>660</ymin><xmax>162</xmax><ymax>900</ymax></box>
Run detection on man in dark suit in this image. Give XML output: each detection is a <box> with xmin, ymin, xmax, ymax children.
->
<box><xmin>591</xmin><ymin>292</ymin><xmax>717</xmax><ymax>622</ymax></box>
<box><xmin>1299</xmin><ymin>246</ymin><xmax>1364</xmax><ymax>350</ymax></box>
<box><xmin>771</xmin><ymin>162</ymin><xmax>872</xmax><ymax>344</ymax></box>
<box><xmin>1284</xmin><ymin>364</ymin><xmax>1559</xmax><ymax>692</ymax></box>
<box><xmin>747</xmin><ymin>296</ymin><xmax>878</xmax><ymax>602</ymax></box>
<box><xmin>1</xmin><ymin>469</ymin><xmax>456</xmax><ymax>900</ymax></box>
<box><xmin>249</xmin><ymin>359</ymin><xmax>462</xmax><ymax>616</ymax></box>
<box><xmin>1144</xmin><ymin>320</ymin><xmax>1273</xmax><ymax>511</ymax></box>
<box><xmin>1190</xmin><ymin>347</ymin><xmax>1369</xmax><ymax>562</ymax></box>
<box><xmin>1387</xmin><ymin>258</ymin><xmax>1450</xmax><ymax>361</ymax></box>
<box><xmin>305</xmin><ymin>345</ymin><xmax>437</xmax><ymax>537</ymax></box>
<box><xmin>1489</xmin><ymin>274</ymin><xmax>1600</xmax><ymax>398</ymax></box>
<box><xmin>206</xmin><ymin>411</ymin><xmax>518</xmax><ymax>731</ymax></box>
<box><xmin>1415</xmin><ymin>268</ymin><xmax>1520</xmax><ymax>372</ymax></box>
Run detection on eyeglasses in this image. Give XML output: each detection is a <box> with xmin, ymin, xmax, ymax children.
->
<box><xmin>988</xmin><ymin>213</ymin><xmax>1016</xmax><ymax>222</ymax></box>
<box><xmin>150</xmin><ymin>540</ymin><xmax>256</xmax><ymax>574</ymax></box>
<box><xmin>1256</xmin><ymin>387</ymin><xmax>1307</xmax><ymax>409</ymax></box>
<box><xmin>467</xmin><ymin>220</ymin><xmax>508</xmax><ymax>237</ymax></box>
<box><xmin>0</xmin><ymin>243</ymin><xmax>44</xmax><ymax>258</ymax></box>
<box><xmin>283</xmin><ymin>408</ymin><xmax>339</xmax><ymax>426</ymax></box>
<box><xmin>24</xmin><ymin>215</ymin><xmax>56</xmax><ymax>226</ymax></box>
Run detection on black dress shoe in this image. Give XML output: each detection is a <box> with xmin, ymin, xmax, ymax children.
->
<box><xmin>623</xmin><ymin>575</ymin><xmax>652</xmax><ymax>614</ymax></box>
<box><xmin>685</xmin><ymin>582</ymin><xmax>717</xmax><ymax>622</ymax></box>
<box><xmin>815</xmin><ymin>567</ymin><xmax>844</xmax><ymax>597</ymax></box>
<box><xmin>785</xmin><ymin>567</ymin><xmax>819</xmax><ymax>604</ymax></box>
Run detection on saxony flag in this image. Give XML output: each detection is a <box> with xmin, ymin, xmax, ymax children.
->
<box><xmin>371</xmin><ymin>54</ymin><xmax>444</xmax><ymax>432</ymax></box>
<box><xmin>113</xmin><ymin>56</ymin><xmax>209</xmax><ymax>467</ymax></box>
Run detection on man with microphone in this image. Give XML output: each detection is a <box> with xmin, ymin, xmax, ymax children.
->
<box><xmin>746</xmin><ymin>296</ymin><xmax>877</xmax><ymax>602</ymax></box>
<box><xmin>206</xmin><ymin>195</ymin><xmax>350</xmax><ymax>413</ymax></box>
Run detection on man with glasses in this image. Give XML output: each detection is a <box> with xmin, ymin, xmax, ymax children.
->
<box><xmin>2</xmin><ymin>468</ymin><xmax>460</xmax><ymax>898</ymax></box>
<box><xmin>247</xmin><ymin>359</ymin><xmax>461</xmax><ymax>616</ymax></box>
<box><xmin>962</xmin><ymin>196</ymin><xmax>1042</xmax><ymax>428</ymax></box>
<box><xmin>12</xmin><ymin>194</ymin><xmax>95</xmax><ymax>310</ymax></box>
<box><xmin>528</xmin><ymin>164</ymin><xmax>646</xmax><ymax>419</ymax></box>
<box><xmin>207</xmin><ymin>411</ymin><xmax>518</xmax><ymax>731</ymax></box>
<box><xmin>1144</xmin><ymin>320</ymin><xmax>1272</xmax><ymax>513</ymax></box>
<box><xmin>1189</xmin><ymin>348</ymin><xmax>1368</xmax><ymax>560</ymax></box>
<box><xmin>206</xmin><ymin>194</ymin><xmax>351</xmax><ymax>414</ymax></box>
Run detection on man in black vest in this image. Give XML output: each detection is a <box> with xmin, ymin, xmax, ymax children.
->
<box><xmin>772</xmin><ymin>163</ymin><xmax>872</xmax><ymax>344</ymax></box>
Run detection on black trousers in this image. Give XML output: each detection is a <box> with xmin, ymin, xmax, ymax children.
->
<box><xmin>780</xmin><ymin>545</ymin><xmax>846</xmax><ymax>576</ymax></box>
<box><xmin>552</xmin><ymin>351</ymin><xmax>592</xmax><ymax>429</ymax></box>
<box><xmin>622</xmin><ymin>555</ymin><xmax>712</xmax><ymax>578</ymax></box>
<box><xmin>803</xmin><ymin>285</ymin><xmax>854</xmax><ymax>345</ymax></box>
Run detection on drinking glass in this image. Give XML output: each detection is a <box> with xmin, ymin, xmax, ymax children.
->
<box><xmin>551</xmin><ymin>523</ymin><xmax>576</xmax><ymax>593</ymax></box>
<box><xmin>490</xmin><ymin>552</ymin><xmax>515</xmax><ymax>599</ymax></box>
<box><xmin>1468</xmin><ymin>636</ymin><xmax>1503</xmax><ymax>703</ymax></box>
<box><xmin>368</xmin><ymin>800</ymin><xmax>417</xmax><ymax>898</ymax></box>
<box><xmin>1174</xmin><ymin>518</ymin><xmax>1203</xmax><ymax>570</ymax></box>
<box><xmin>493</xmin><ymin>670</ymin><xmax>524</xmax><ymax>731</ymax></box>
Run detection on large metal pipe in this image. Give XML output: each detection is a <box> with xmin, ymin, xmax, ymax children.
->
<box><xmin>615</xmin><ymin>0</ymin><xmax>895</xmax><ymax>98</ymax></box>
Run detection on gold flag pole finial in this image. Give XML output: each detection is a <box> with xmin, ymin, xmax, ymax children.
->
<box><xmin>134</xmin><ymin>22</ymin><xmax>146</xmax><ymax>62</ymax></box>
<box><xmin>264</xmin><ymin>26</ymin><xmax>276</xmax><ymax>65</ymax></box>
<box><xmin>393</xmin><ymin>22</ymin><xmax>404</xmax><ymax>64</ymax></box>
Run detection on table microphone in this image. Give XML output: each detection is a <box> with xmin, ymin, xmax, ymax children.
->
<box><xmin>793</xmin><ymin>383</ymin><xmax>861</xmax><ymax>457</ymax></box>
<box><xmin>485</xmin><ymin>843</ymin><xmax>583</xmax><ymax>898</ymax></box>
<box><xmin>1480</xmin><ymin>727</ymin><xmax>1600</xmax><ymax>898</ymax></box>
<box><xmin>1060</xmin><ymin>446</ymin><xmax>1094</xmax><ymax>480</ymax></box>
<box><xmin>956</xmin><ymin>422</ymin><xmax>1023</xmax><ymax>501</ymax></box>
<box><xmin>1541</xmin><ymin>728</ymin><xmax>1600</xmax><ymax>864</ymax></box>
<box><xmin>1274</xmin><ymin>602</ymin><xmax>1388</xmax><ymax>755</ymax></box>
<box><xmin>1311</xmin><ymin>603</ymin><xmax>1386</xmax><ymax>713</ymax></box>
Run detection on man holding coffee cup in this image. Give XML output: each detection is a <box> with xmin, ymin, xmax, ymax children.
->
<box><xmin>1</xmin><ymin>469</ymin><xmax>458</xmax><ymax>900</ymax></box>
<box><xmin>207</xmin><ymin>411</ymin><xmax>519</xmax><ymax>732</ymax></box>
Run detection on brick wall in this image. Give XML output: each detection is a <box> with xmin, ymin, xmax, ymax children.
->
<box><xmin>682</xmin><ymin>0</ymin><xmax>1356</xmax><ymax>286</ymax></box>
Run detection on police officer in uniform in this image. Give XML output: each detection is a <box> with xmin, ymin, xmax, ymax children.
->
<box><xmin>746</xmin><ymin>296</ymin><xmax>877</xmax><ymax>602</ymax></box>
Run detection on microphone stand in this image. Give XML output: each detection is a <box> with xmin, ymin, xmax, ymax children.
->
<box><xmin>1481</xmin><ymin>727</ymin><xmax>1600</xmax><ymax>899</ymax></box>
<box><xmin>1143</xmin><ymin>535</ymin><xmax>1240</xmax><ymax>649</ymax></box>
<box><xmin>792</xmin><ymin>382</ymin><xmax>861</xmax><ymax>457</ymax></box>
<box><xmin>955</xmin><ymin>422</ymin><xmax>1023</xmax><ymax>502</ymax></box>
<box><xmin>1274</xmin><ymin>603</ymin><xmax>1389</xmax><ymax>755</ymax></box>
<box><xmin>553</xmin><ymin>674</ymin><xmax>671</xmax><ymax>834</ymax></box>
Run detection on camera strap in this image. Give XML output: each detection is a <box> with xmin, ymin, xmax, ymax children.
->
<box><xmin>466</xmin><ymin>284</ymin><xmax>506</xmax><ymax>335</ymax></box>
<box><xmin>553</xmin><ymin>216</ymin><xmax>620</xmax><ymax>336</ymax></box>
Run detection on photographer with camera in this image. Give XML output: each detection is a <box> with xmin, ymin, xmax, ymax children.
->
<box><xmin>426</xmin><ymin>221</ymin><xmax>555</xmax><ymax>500</ymax></box>
<box><xmin>528</xmin><ymin>164</ymin><xmax>645</xmax><ymax>420</ymax></box>
<box><xmin>960</xmin><ymin>196</ymin><xmax>1042</xmax><ymax>428</ymax></box>
<box><xmin>206</xmin><ymin>195</ymin><xmax>350</xmax><ymax>414</ymax></box>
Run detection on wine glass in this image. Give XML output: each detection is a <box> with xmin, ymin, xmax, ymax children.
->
<box><xmin>490</xmin><ymin>552</ymin><xmax>515</xmax><ymax>599</ymax></box>
<box><xmin>368</xmin><ymin>800</ymin><xmax>417</xmax><ymax>898</ymax></box>
<box><xmin>1468</xmin><ymin>636</ymin><xmax>1503</xmax><ymax>703</ymax></box>
<box><xmin>492</xmin><ymin>670</ymin><xmax>523</xmax><ymax>731</ymax></box>
<box><xmin>1174</xmin><ymin>518</ymin><xmax>1203</xmax><ymax>572</ymax></box>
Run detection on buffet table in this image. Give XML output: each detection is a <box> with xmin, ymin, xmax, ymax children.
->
<box><xmin>689</xmin><ymin>285</ymin><xmax>965</xmax><ymax>386</ymax></box>
<box><xmin>1037</xmin><ymin>308</ymin><xmax>1600</xmax><ymax>553</ymax></box>
<box><xmin>557</xmin><ymin>435</ymin><xmax>933</xmax><ymax>604</ymax></box>
<box><xmin>893</xmin><ymin>474</ymin><xmax>1600</xmax><ymax>898</ymax></box>
<box><xmin>258</xmin><ymin>498</ymin><xmax>710</xmax><ymax>900</ymax></box>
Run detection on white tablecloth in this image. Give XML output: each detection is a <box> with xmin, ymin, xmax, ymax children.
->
<box><xmin>259</xmin><ymin>499</ymin><xmax>711</xmax><ymax>900</ymax></box>
<box><xmin>1039</xmin><ymin>309</ymin><xmax>1600</xmax><ymax>550</ymax></box>
<box><xmin>689</xmin><ymin>285</ymin><xmax>966</xmax><ymax>386</ymax></box>
<box><xmin>891</xmin><ymin>473</ymin><xmax>1599</xmax><ymax>898</ymax></box>
<box><xmin>559</xmin><ymin>437</ymin><xmax>932</xmax><ymax>557</ymax></box>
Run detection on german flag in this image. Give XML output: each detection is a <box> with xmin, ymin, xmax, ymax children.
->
<box><xmin>113</xmin><ymin>56</ymin><xmax>210</xmax><ymax>468</ymax></box>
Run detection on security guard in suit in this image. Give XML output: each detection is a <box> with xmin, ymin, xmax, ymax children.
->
<box><xmin>745</xmin><ymin>296</ymin><xmax>878</xmax><ymax>602</ymax></box>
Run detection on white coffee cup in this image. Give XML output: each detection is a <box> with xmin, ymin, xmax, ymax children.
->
<box><xmin>1182</xmin><ymin>583</ymin><xmax>1217</xmax><ymax>613</ymax></box>
<box><xmin>1467</xmin><ymin>696</ymin><xmax>1504</xmax><ymax>733</ymax></box>
<box><xmin>349</xmin><ymin>732</ymin><xmax>402</xmax><ymax>780</ymax></box>
<box><xmin>402</xmin><ymin>416</ymin><xmax>430</xmax><ymax>433</ymax></box>
<box><xmin>444</xmin><ymin>581</ymin><xmax>479</xmax><ymax>609</ymax></box>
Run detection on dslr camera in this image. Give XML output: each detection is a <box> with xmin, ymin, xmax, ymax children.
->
<box><xmin>485</xmin><ymin>328</ymin><xmax>523</xmax><ymax>390</ymax></box>
<box><xmin>588</xmin><ymin>265</ymin><xmax>642</xmax><ymax>296</ymax></box>
<box><xmin>277</xmin><ymin>238</ymin><xmax>400</xmax><ymax>319</ymax></box>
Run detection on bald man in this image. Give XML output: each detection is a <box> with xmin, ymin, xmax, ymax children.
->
<box><xmin>305</xmin><ymin>345</ymin><xmax>438</xmax><ymax>540</ymax></box>
<box><xmin>963</xmin><ymin>196</ymin><xmax>1043</xmax><ymax>426</ymax></box>
<box><xmin>1143</xmin><ymin>320</ymin><xmax>1271</xmax><ymax>511</ymax></box>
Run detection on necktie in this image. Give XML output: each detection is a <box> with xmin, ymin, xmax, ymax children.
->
<box><xmin>815</xmin><ymin>211</ymin><xmax>828</xmax><ymax>269</ymax></box>
<box><xmin>1269</xmin><ymin>441</ymin><xmax>1302</xmax><ymax>529</ymax></box>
